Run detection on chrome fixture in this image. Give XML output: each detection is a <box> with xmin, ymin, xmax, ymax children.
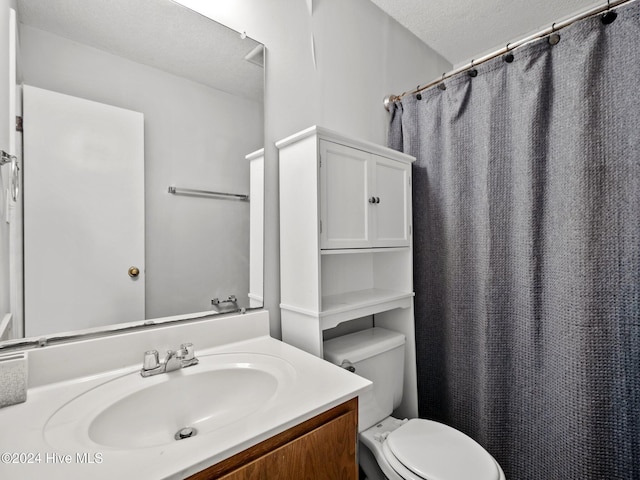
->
<box><xmin>140</xmin><ymin>343</ymin><xmax>199</xmax><ymax>377</ymax></box>
<box><xmin>0</xmin><ymin>150</ymin><xmax>14</xmax><ymax>166</ymax></box>
<box><xmin>383</xmin><ymin>0</ymin><xmax>629</xmax><ymax>111</ymax></box>
<box><xmin>175</xmin><ymin>426</ymin><xmax>198</xmax><ymax>440</ymax></box>
<box><xmin>168</xmin><ymin>186</ymin><xmax>249</xmax><ymax>201</ymax></box>
<box><xmin>340</xmin><ymin>360</ymin><xmax>356</xmax><ymax>373</ymax></box>
<box><xmin>211</xmin><ymin>295</ymin><xmax>239</xmax><ymax>313</ymax></box>
<box><xmin>0</xmin><ymin>150</ymin><xmax>19</xmax><ymax>202</ymax></box>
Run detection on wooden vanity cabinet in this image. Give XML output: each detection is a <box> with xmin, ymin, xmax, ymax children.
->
<box><xmin>187</xmin><ymin>397</ymin><xmax>358</xmax><ymax>480</ymax></box>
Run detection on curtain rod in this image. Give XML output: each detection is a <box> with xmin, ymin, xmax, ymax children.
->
<box><xmin>383</xmin><ymin>0</ymin><xmax>634</xmax><ymax>111</ymax></box>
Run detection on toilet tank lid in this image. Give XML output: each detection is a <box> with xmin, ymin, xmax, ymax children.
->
<box><xmin>323</xmin><ymin>327</ymin><xmax>405</xmax><ymax>365</ymax></box>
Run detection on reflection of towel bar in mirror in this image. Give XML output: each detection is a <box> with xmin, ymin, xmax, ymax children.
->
<box><xmin>168</xmin><ymin>186</ymin><xmax>249</xmax><ymax>201</ymax></box>
<box><xmin>211</xmin><ymin>295</ymin><xmax>240</xmax><ymax>314</ymax></box>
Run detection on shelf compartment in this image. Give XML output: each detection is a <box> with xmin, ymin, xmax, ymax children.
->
<box><xmin>321</xmin><ymin>250</ymin><xmax>411</xmax><ymax>300</ymax></box>
<box><xmin>280</xmin><ymin>289</ymin><xmax>413</xmax><ymax>332</ymax></box>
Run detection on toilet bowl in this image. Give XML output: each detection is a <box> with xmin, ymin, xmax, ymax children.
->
<box><xmin>323</xmin><ymin>327</ymin><xmax>506</xmax><ymax>480</ymax></box>
<box><xmin>360</xmin><ymin>416</ymin><xmax>505</xmax><ymax>480</ymax></box>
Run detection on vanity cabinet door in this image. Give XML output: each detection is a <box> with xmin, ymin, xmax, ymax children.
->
<box><xmin>188</xmin><ymin>398</ymin><xmax>358</xmax><ymax>480</ymax></box>
<box><xmin>220</xmin><ymin>409</ymin><xmax>357</xmax><ymax>479</ymax></box>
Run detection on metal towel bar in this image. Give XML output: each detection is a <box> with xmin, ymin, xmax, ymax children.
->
<box><xmin>168</xmin><ymin>186</ymin><xmax>249</xmax><ymax>201</ymax></box>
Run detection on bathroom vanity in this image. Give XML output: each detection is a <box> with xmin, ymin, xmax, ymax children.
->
<box><xmin>0</xmin><ymin>311</ymin><xmax>369</xmax><ymax>479</ymax></box>
<box><xmin>189</xmin><ymin>398</ymin><xmax>357</xmax><ymax>479</ymax></box>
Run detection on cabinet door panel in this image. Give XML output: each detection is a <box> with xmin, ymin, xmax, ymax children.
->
<box><xmin>320</xmin><ymin>140</ymin><xmax>371</xmax><ymax>249</ymax></box>
<box><xmin>373</xmin><ymin>156</ymin><xmax>410</xmax><ymax>247</ymax></box>
<box><xmin>219</xmin><ymin>409</ymin><xmax>357</xmax><ymax>480</ymax></box>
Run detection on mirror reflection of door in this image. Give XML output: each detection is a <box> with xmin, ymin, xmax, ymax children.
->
<box><xmin>23</xmin><ymin>85</ymin><xmax>144</xmax><ymax>337</ymax></box>
<box><xmin>1</xmin><ymin>0</ymin><xmax>264</xmax><ymax>345</ymax></box>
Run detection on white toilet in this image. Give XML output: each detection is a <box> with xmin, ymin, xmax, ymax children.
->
<box><xmin>323</xmin><ymin>327</ymin><xmax>506</xmax><ymax>480</ymax></box>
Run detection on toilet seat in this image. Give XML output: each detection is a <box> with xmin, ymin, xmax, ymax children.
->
<box><xmin>383</xmin><ymin>419</ymin><xmax>501</xmax><ymax>480</ymax></box>
<box><xmin>381</xmin><ymin>440</ymin><xmax>427</xmax><ymax>480</ymax></box>
<box><xmin>361</xmin><ymin>418</ymin><xmax>503</xmax><ymax>480</ymax></box>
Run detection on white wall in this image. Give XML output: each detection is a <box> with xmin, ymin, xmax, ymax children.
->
<box><xmin>175</xmin><ymin>0</ymin><xmax>452</xmax><ymax>337</ymax></box>
<box><xmin>19</xmin><ymin>25</ymin><xmax>263</xmax><ymax>320</ymax></box>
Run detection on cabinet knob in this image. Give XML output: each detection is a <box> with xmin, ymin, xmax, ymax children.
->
<box><xmin>376</xmin><ymin>197</ymin><xmax>380</xmax><ymax>204</ymax></box>
<box><xmin>369</xmin><ymin>196</ymin><xmax>376</xmax><ymax>204</ymax></box>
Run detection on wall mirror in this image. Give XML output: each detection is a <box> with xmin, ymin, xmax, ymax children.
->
<box><xmin>0</xmin><ymin>0</ymin><xmax>264</xmax><ymax>350</ymax></box>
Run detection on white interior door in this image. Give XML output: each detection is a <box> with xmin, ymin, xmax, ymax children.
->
<box><xmin>23</xmin><ymin>85</ymin><xmax>144</xmax><ymax>337</ymax></box>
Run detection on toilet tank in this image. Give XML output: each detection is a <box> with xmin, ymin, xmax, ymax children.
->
<box><xmin>324</xmin><ymin>327</ymin><xmax>405</xmax><ymax>431</ymax></box>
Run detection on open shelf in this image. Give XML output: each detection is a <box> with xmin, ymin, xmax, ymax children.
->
<box><xmin>322</xmin><ymin>288</ymin><xmax>411</xmax><ymax>312</ymax></box>
<box><xmin>320</xmin><ymin>288</ymin><xmax>413</xmax><ymax>330</ymax></box>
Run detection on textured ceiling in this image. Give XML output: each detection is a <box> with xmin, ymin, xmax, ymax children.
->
<box><xmin>17</xmin><ymin>0</ymin><xmax>611</xmax><ymax>98</ymax></box>
<box><xmin>370</xmin><ymin>0</ymin><xmax>604</xmax><ymax>67</ymax></box>
<box><xmin>16</xmin><ymin>0</ymin><xmax>264</xmax><ymax>101</ymax></box>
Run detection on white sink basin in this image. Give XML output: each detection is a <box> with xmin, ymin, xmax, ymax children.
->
<box><xmin>44</xmin><ymin>353</ymin><xmax>297</xmax><ymax>450</ymax></box>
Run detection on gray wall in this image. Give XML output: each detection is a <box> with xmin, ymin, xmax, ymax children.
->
<box><xmin>19</xmin><ymin>24</ymin><xmax>263</xmax><ymax>320</ymax></box>
<box><xmin>176</xmin><ymin>0</ymin><xmax>452</xmax><ymax>337</ymax></box>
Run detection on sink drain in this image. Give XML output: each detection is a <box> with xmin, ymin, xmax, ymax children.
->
<box><xmin>175</xmin><ymin>427</ymin><xmax>198</xmax><ymax>440</ymax></box>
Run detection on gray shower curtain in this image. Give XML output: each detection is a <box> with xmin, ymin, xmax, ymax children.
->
<box><xmin>388</xmin><ymin>3</ymin><xmax>639</xmax><ymax>479</ymax></box>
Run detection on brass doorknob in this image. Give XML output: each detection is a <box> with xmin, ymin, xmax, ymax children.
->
<box><xmin>128</xmin><ymin>266</ymin><xmax>140</xmax><ymax>278</ymax></box>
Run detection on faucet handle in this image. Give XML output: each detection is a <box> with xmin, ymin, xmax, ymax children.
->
<box><xmin>180</xmin><ymin>343</ymin><xmax>195</xmax><ymax>361</ymax></box>
<box><xmin>143</xmin><ymin>350</ymin><xmax>160</xmax><ymax>371</ymax></box>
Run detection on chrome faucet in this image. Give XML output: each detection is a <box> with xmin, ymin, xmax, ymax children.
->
<box><xmin>140</xmin><ymin>343</ymin><xmax>199</xmax><ymax>377</ymax></box>
<box><xmin>163</xmin><ymin>350</ymin><xmax>183</xmax><ymax>373</ymax></box>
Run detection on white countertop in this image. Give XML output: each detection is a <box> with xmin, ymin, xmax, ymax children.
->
<box><xmin>0</xmin><ymin>311</ymin><xmax>371</xmax><ymax>479</ymax></box>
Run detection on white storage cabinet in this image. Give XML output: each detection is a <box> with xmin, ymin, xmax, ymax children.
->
<box><xmin>277</xmin><ymin>126</ymin><xmax>415</xmax><ymax>353</ymax></box>
<box><xmin>319</xmin><ymin>139</ymin><xmax>411</xmax><ymax>249</ymax></box>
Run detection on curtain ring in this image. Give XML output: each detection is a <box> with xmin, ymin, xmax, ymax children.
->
<box><xmin>503</xmin><ymin>43</ymin><xmax>514</xmax><ymax>63</ymax></box>
<box><xmin>548</xmin><ymin>23</ymin><xmax>561</xmax><ymax>45</ymax></box>
<box><xmin>415</xmin><ymin>85</ymin><xmax>422</xmax><ymax>101</ymax></box>
<box><xmin>468</xmin><ymin>59</ymin><xmax>478</xmax><ymax>78</ymax></box>
<box><xmin>438</xmin><ymin>73</ymin><xmax>447</xmax><ymax>91</ymax></box>
<box><xmin>602</xmin><ymin>0</ymin><xmax>617</xmax><ymax>24</ymax></box>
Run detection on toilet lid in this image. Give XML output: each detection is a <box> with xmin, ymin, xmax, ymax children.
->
<box><xmin>385</xmin><ymin>419</ymin><xmax>500</xmax><ymax>480</ymax></box>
